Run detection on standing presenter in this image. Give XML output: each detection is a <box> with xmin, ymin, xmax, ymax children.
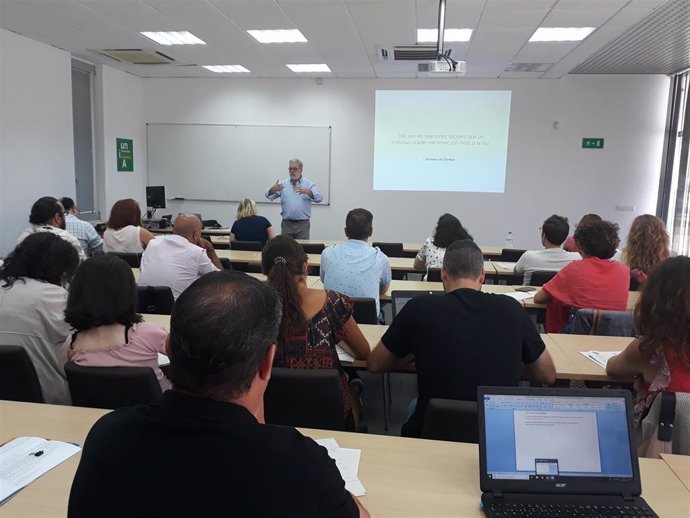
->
<box><xmin>265</xmin><ymin>158</ymin><xmax>323</xmax><ymax>239</ymax></box>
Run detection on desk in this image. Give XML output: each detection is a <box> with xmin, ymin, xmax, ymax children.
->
<box><xmin>548</xmin><ymin>334</ymin><xmax>634</xmax><ymax>382</ymax></box>
<box><xmin>661</xmin><ymin>454</ymin><xmax>690</xmax><ymax>492</ymax></box>
<box><xmin>1</xmin><ymin>400</ymin><xmax>688</xmax><ymax>518</ymax></box>
<box><xmin>522</xmin><ymin>290</ymin><xmax>641</xmax><ymax>311</ymax></box>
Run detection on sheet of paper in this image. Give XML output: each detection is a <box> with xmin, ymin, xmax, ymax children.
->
<box><xmin>335</xmin><ymin>345</ymin><xmax>355</xmax><ymax>363</ymax></box>
<box><xmin>315</xmin><ymin>438</ymin><xmax>366</xmax><ymax>496</ymax></box>
<box><xmin>501</xmin><ymin>292</ymin><xmax>534</xmax><ymax>302</ymax></box>
<box><xmin>0</xmin><ymin>437</ymin><xmax>81</xmax><ymax>504</ymax></box>
<box><xmin>157</xmin><ymin>353</ymin><xmax>170</xmax><ymax>366</ymax></box>
<box><xmin>580</xmin><ymin>351</ymin><xmax>621</xmax><ymax>370</ymax></box>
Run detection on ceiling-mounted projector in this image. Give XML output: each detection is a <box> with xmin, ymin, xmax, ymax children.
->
<box><xmin>417</xmin><ymin>60</ymin><xmax>466</xmax><ymax>76</ymax></box>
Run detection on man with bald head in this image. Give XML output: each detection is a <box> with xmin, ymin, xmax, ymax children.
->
<box><xmin>139</xmin><ymin>214</ymin><xmax>221</xmax><ymax>299</ymax></box>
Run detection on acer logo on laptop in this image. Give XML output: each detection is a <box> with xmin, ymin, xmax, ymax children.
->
<box><xmin>555</xmin><ymin>483</ymin><xmax>567</xmax><ymax>488</ymax></box>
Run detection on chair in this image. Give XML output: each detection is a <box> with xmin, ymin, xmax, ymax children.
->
<box><xmin>427</xmin><ymin>268</ymin><xmax>441</xmax><ymax>282</ymax></box>
<box><xmin>529</xmin><ymin>270</ymin><xmax>557</xmax><ymax>287</ymax></box>
<box><xmin>202</xmin><ymin>219</ymin><xmax>221</xmax><ymax>228</ymax></box>
<box><xmin>64</xmin><ymin>362</ymin><xmax>162</xmax><ymax>409</ymax></box>
<box><xmin>301</xmin><ymin>243</ymin><xmax>325</xmax><ymax>254</ymax></box>
<box><xmin>500</xmin><ymin>248</ymin><xmax>527</xmax><ymax>262</ymax></box>
<box><xmin>373</xmin><ymin>242</ymin><xmax>406</xmax><ymax>280</ymax></box>
<box><xmin>137</xmin><ymin>286</ymin><xmax>175</xmax><ymax>315</ymax></box>
<box><xmin>230</xmin><ymin>240</ymin><xmax>263</xmax><ymax>251</ymax></box>
<box><xmin>421</xmin><ymin>399</ymin><xmax>479</xmax><ymax>443</ymax></box>
<box><xmin>351</xmin><ymin>297</ymin><xmax>378</xmax><ymax>324</ymax></box>
<box><xmin>107</xmin><ymin>251</ymin><xmax>141</xmax><ymax>267</ymax></box>
<box><xmin>571</xmin><ymin>309</ymin><xmax>636</xmax><ymax>337</ymax></box>
<box><xmin>264</xmin><ymin>368</ymin><xmax>348</xmax><ymax>431</ymax></box>
<box><xmin>0</xmin><ymin>346</ymin><xmax>44</xmax><ymax>403</ymax></box>
<box><xmin>220</xmin><ymin>257</ymin><xmax>233</xmax><ymax>270</ymax></box>
<box><xmin>640</xmin><ymin>391</ymin><xmax>690</xmax><ymax>455</ymax></box>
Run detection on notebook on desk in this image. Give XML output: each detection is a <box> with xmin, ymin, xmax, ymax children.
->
<box><xmin>477</xmin><ymin>386</ymin><xmax>657</xmax><ymax>518</ymax></box>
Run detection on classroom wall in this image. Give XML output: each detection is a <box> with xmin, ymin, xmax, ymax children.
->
<box><xmin>142</xmin><ymin>75</ymin><xmax>669</xmax><ymax>248</ymax></box>
<box><xmin>0</xmin><ymin>28</ymin><xmax>76</xmax><ymax>256</ymax></box>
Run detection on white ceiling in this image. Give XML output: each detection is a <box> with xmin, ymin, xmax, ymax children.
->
<box><xmin>0</xmin><ymin>0</ymin><xmax>682</xmax><ymax>79</ymax></box>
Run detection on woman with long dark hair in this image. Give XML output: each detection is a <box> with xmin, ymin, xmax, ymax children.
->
<box><xmin>414</xmin><ymin>213</ymin><xmax>473</xmax><ymax>272</ymax></box>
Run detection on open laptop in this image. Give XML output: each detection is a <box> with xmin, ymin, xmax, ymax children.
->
<box><xmin>390</xmin><ymin>290</ymin><xmax>443</xmax><ymax>318</ymax></box>
<box><xmin>478</xmin><ymin>387</ymin><xmax>657</xmax><ymax>518</ymax></box>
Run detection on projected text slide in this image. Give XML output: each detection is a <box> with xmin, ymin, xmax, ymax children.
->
<box><xmin>513</xmin><ymin>411</ymin><xmax>602</xmax><ymax>473</ymax></box>
<box><xmin>373</xmin><ymin>90</ymin><xmax>511</xmax><ymax>193</ymax></box>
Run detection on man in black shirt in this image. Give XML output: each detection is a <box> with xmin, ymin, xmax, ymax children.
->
<box><xmin>68</xmin><ymin>271</ymin><xmax>369</xmax><ymax>518</ymax></box>
<box><xmin>368</xmin><ymin>240</ymin><xmax>556</xmax><ymax>437</ymax></box>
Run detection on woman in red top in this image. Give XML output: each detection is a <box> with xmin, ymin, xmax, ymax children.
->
<box><xmin>261</xmin><ymin>236</ymin><xmax>370</xmax><ymax>430</ymax></box>
<box><xmin>534</xmin><ymin>220</ymin><xmax>629</xmax><ymax>332</ymax></box>
<box><xmin>607</xmin><ymin>256</ymin><xmax>690</xmax><ymax>421</ymax></box>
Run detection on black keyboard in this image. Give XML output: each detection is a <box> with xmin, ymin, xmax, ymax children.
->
<box><xmin>487</xmin><ymin>502</ymin><xmax>656</xmax><ymax>518</ymax></box>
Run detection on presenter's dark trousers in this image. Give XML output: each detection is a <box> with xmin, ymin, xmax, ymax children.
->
<box><xmin>281</xmin><ymin>219</ymin><xmax>310</xmax><ymax>239</ymax></box>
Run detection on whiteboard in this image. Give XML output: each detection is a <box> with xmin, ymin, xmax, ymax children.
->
<box><xmin>146</xmin><ymin>123</ymin><xmax>331</xmax><ymax>204</ymax></box>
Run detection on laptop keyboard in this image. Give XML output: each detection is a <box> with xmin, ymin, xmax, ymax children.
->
<box><xmin>487</xmin><ymin>502</ymin><xmax>656</xmax><ymax>518</ymax></box>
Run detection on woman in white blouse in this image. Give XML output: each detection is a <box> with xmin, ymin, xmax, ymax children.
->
<box><xmin>103</xmin><ymin>198</ymin><xmax>155</xmax><ymax>253</ymax></box>
<box><xmin>414</xmin><ymin>214</ymin><xmax>473</xmax><ymax>272</ymax></box>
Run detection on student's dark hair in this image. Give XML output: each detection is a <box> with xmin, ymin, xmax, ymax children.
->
<box><xmin>443</xmin><ymin>239</ymin><xmax>484</xmax><ymax>280</ymax></box>
<box><xmin>542</xmin><ymin>214</ymin><xmax>570</xmax><ymax>246</ymax></box>
<box><xmin>64</xmin><ymin>255</ymin><xmax>142</xmax><ymax>331</ymax></box>
<box><xmin>261</xmin><ymin>236</ymin><xmax>308</xmax><ymax>340</ymax></box>
<box><xmin>107</xmin><ymin>199</ymin><xmax>142</xmax><ymax>229</ymax></box>
<box><xmin>433</xmin><ymin>213</ymin><xmax>473</xmax><ymax>248</ymax></box>
<box><xmin>0</xmin><ymin>233</ymin><xmax>78</xmax><ymax>288</ymax></box>
<box><xmin>168</xmin><ymin>271</ymin><xmax>282</xmax><ymax>399</ymax></box>
<box><xmin>636</xmin><ymin>256</ymin><xmax>690</xmax><ymax>366</ymax></box>
<box><xmin>29</xmin><ymin>196</ymin><xmax>62</xmax><ymax>225</ymax></box>
<box><xmin>577</xmin><ymin>213</ymin><xmax>602</xmax><ymax>228</ymax></box>
<box><xmin>573</xmin><ymin>220</ymin><xmax>620</xmax><ymax>259</ymax></box>
<box><xmin>345</xmin><ymin>208</ymin><xmax>373</xmax><ymax>240</ymax></box>
<box><xmin>60</xmin><ymin>197</ymin><xmax>76</xmax><ymax>212</ymax></box>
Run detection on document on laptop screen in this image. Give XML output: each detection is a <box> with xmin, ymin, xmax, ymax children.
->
<box><xmin>513</xmin><ymin>410</ymin><xmax>602</xmax><ymax>473</ymax></box>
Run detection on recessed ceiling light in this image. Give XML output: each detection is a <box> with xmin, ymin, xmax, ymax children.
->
<box><xmin>203</xmin><ymin>65</ymin><xmax>250</xmax><ymax>73</ymax></box>
<box><xmin>140</xmin><ymin>31</ymin><xmax>206</xmax><ymax>45</ymax></box>
<box><xmin>247</xmin><ymin>29</ymin><xmax>307</xmax><ymax>44</ymax></box>
<box><xmin>286</xmin><ymin>64</ymin><xmax>331</xmax><ymax>73</ymax></box>
<box><xmin>417</xmin><ymin>28</ymin><xmax>473</xmax><ymax>43</ymax></box>
<box><xmin>529</xmin><ymin>27</ymin><xmax>595</xmax><ymax>42</ymax></box>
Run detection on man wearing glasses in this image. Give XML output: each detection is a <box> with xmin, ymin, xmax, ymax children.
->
<box><xmin>265</xmin><ymin>158</ymin><xmax>323</xmax><ymax>239</ymax></box>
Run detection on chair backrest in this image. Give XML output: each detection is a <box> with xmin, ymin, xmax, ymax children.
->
<box><xmin>571</xmin><ymin>309</ymin><xmax>636</xmax><ymax>337</ymax></box>
<box><xmin>264</xmin><ymin>368</ymin><xmax>346</xmax><ymax>431</ymax></box>
<box><xmin>372</xmin><ymin>242</ymin><xmax>404</xmax><ymax>258</ymax></box>
<box><xmin>301</xmin><ymin>243</ymin><xmax>325</xmax><ymax>254</ymax></box>
<box><xmin>137</xmin><ymin>285</ymin><xmax>175</xmax><ymax>315</ymax></box>
<box><xmin>107</xmin><ymin>251</ymin><xmax>141</xmax><ymax>267</ymax></box>
<box><xmin>640</xmin><ymin>391</ymin><xmax>690</xmax><ymax>456</ymax></box>
<box><xmin>629</xmin><ymin>276</ymin><xmax>641</xmax><ymax>291</ymax></box>
<box><xmin>427</xmin><ymin>268</ymin><xmax>442</xmax><ymax>282</ymax></box>
<box><xmin>64</xmin><ymin>361</ymin><xmax>162</xmax><ymax>409</ymax></box>
<box><xmin>500</xmin><ymin>248</ymin><xmax>527</xmax><ymax>262</ymax></box>
<box><xmin>421</xmin><ymin>398</ymin><xmax>479</xmax><ymax>443</ymax></box>
<box><xmin>220</xmin><ymin>257</ymin><xmax>233</xmax><ymax>270</ymax></box>
<box><xmin>352</xmin><ymin>297</ymin><xmax>378</xmax><ymax>324</ymax></box>
<box><xmin>230</xmin><ymin>240</ymin><xmax>263</xmax><ymax>251</ymax></box>
<box><xmin>529</xmin><ymin>270</ymin><xmax>557</xmax><ymax>287</ymax></box>
<box><xmin>202</xmin><ymin>219</ymin><xmax>221</xmax><ymax>228</ymax></box>
<box><xmin>391</xmin><ymin>290</ymin><xmax>443</xmax><ymax>318</ymax></box>
<box><xmin>0</xmin><ymin>346</ymin><xmax>44</xmax><ymax>403</ymax></box>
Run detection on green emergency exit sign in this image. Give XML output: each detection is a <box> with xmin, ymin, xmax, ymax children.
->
<box><xmin>582</xmin><ymin>138</ymin><xmax>604</xmax><ymax>149</ymax></box>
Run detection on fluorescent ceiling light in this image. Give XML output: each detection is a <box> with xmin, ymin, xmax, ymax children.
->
<box><xmin>203</xmin><ymin>65</ymin><xmax>250</xmax><ymax>73</ymax></box>
<box><xmin>417</xmin><ymin>28</ymin><xmax>473</xmax><ymax>43</ymax></box>
<box><xmin>140</xmin><ymin>31</ymin><xmax>206</xmax><ymax>45</ymax></box>
<box><xmin>286</xmin><ymin>64</ymin><xmax>331</xmax><ymax>73</ymax></box>
<box><xmin>247</xmin><ymin>29</ymin><xmax>307</xmax><ymax>43</ymax></box>
<box><xmin>529</xmin><ymin>27</ymin><xmax>595</xmax><ymax>42</ymax></box>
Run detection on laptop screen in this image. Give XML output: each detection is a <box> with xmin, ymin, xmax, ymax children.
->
<box><xmin>483</xmin><ymin>393</ymin><xmax>634</xmax><ymax>483</ymax></box>
<box><xmin>391</xmin><ymin>290</ymin><xmax>442</xmax><ymax>317</ymax></box>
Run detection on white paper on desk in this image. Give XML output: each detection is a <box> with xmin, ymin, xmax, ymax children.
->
<box><xmin>501</xmin><ymin>292</ymin><xmax>534</xmax><ymax>302</ymax></box>
<box><xmin>315</xmin><ymin>438</ymin><xmax>366</xmax><ymax>496</ymax></box>
<box><xmin>580</xmin><ymin>351</ymin><xmax>621</xmax><ymax>370</ymax></box>
<box><xmin>495</xmin><ymin>262</ymin><xmax>515</xmax><ymax>270</ymax></box>
<box><xmin>335</xmin><ymin>345</ymin><xmax>355</xmax><ymax>363</ymax></box>
<box><xmin>157</xmin><ymin>353</ymin><xmax>170</xmax><ymax>366</ymax></box>
<box><xmin>0</xmin><ymin>437</ymin><xmax>81</xmax><ymax>504</ymax></box>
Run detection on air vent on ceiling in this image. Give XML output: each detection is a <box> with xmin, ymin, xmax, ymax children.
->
<box><xmin>91</xmin><ymin>49</ymin><xmax>176</xmax><ymax>65</ymax></box>
<box><xmin>378</xmin><ymin>45</ymin><xmax>451</xmax><ymax>61</ymax></box>
<box><xmin>504</xmin><ymin>63</ymin><xmax>553</xmax><ymax>73</ymax></box>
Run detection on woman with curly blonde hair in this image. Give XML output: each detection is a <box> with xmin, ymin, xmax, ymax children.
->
<box><xmin>622</xmin><ymin>215</ymin><xmax>670</xmax><ymax>286</ymax></box>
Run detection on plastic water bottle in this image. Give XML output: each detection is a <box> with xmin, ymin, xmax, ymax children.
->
<box><xmin>505</xmin><ymin>232</ymin><xmax>514</xmax><ymax>248</ymax></box>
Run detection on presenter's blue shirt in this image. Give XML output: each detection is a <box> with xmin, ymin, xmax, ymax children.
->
<box><xmin>320</xmin><ymin>239</ymin><xmax>392</xmax><ymax>314</ymax></box>
<box><xmin>265</xmin><ymin>177</ymin><xmax>323</xmax><ymax>221</ymax></box>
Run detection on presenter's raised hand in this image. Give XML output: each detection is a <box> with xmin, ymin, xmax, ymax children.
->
<box><xmin>295</xmin><ymin>186</ymin><xmax>313</xmax><ymax>198</ymax></box>
<box><xmin>269</xmin><ymin>181</ymin><xmax>284</xmax><ymax>194</ymax></box>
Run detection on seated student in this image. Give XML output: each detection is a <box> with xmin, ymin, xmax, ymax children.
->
<box><xmin>63</xmin><ymin>255</ymin><xmax>170</xmax><ymax>391</ymax></box>
<box><xmin>514</xmin><ymin>214</ymin><xmax>581</xmax><ymax>285</ymax></box>
<box><xmin>368</xmin><ymin>240</ymin><xmax>556</xmax><ymax>438</ymax></box>
<box><xmin>60</xmin><ymin>196</ymin><xmax>103</xmax><ymax>256</ymax></box>
<box><xmin>230</xmin><ymin>198</ymin><xmax>274</xmax><ymax>247</ymax></box>
<box><xmin>262</xmin><ymin>236</ymin><xmax>370</xmax><ymax>429</ymax></box>
<box><xmin>414</xmin><ymin>213</ymin><xmax>473</xmax><ymax>273</ymax></box>
<box><xmin>621</xmin><ymin>214</ymin><xmax>671</xmax><ymax>286</ymax></box>
<box><xmin>138</xmin><ymin>214</ymin><xmax>221</xmax><ymax>300</ymax></box>
<box><xmin>0</xmin><ymin>233</ymin><xmax>79</xmax><ymax>404</ymax></box>
<box><xmin>562</xmin><ymin>213</ymin><xmax>601</xmax><ymax>252</ymax></box>
<box><xmin>68</xmin><ymin>271</ymin><xmax>369</xmax><ymax>518</ymax></box>
<box><xmin>17</xmin><ymin>196</ymin><xmax>85</xmax><ymax>260</ymax></box>
<box><xmin>534</xmin><ymin>220</ymin><xmax>630</xmax><ymax>333</ymax></box>
<box><xmin>606</xmin><ymin>256</ymin><xmax>690</xmax><ymax>422</ymax></box>
<box><xmin>320</xmin><ymin>208</ymin><xmax>392</xmax><ymax>314</ymax></box>
<box><xmin>103</xmin><ymin>198</ymin><xmax>155</xmax><ymax>253</ymax></box>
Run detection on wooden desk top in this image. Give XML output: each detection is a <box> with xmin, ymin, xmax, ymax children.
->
<box><xmin>661</xmin><ymin>453</ymin><xmax>690</xmax><ymax>493</ymax></box>
<box><xmin>522</xmin><ymin>290</ymin><xmax>640</xmax><ymax>311</ymax></box>
<box><xmin>488</xmin><ymin>260</ymin><xmax>518</xmax><ymax>276</ymax></box>
<box><xmin>1</xmin><ymin>400</ymin><xmax>688</xmax><ymax>518</ymax></box>
<box><xmin>548</xmin><ymin>334</ymin><xmax>634</xmax><ymax>382</ymax></box>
